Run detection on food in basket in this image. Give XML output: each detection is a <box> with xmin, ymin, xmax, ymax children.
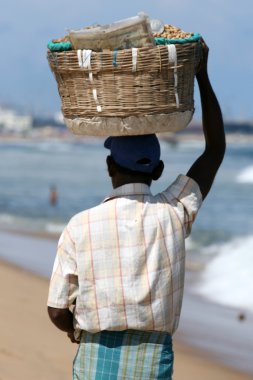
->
<box><xmin>52</xmin><ymin>35</ymin><xmax>70</xmax><ymax>43</ymax></box>
<box><xmin>153</xmin><ymin>24</ymin><xmax>193</xmax><ymax>39</ymax></box>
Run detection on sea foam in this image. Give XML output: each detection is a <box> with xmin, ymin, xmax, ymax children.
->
<box><xmin>193</xmin><ymin>235</ymin><xmax>253</xmax><ymax>312</ymax></box>
<box><xmin>46</xmin><ymin>222</ymin><xmax>65</xmax><ymax>235</ymax></box>
<box><xmin>237</xmin><ymin>165</ymin><xmax>253</xmax><ymax>183</ymax></box>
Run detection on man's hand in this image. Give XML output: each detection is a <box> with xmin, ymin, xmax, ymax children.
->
<box><xmin>67</xmin><ymin>330</ymin><xmax>79</xmax><ymax>344</ymax></box>
<box><xmin>48</xmin><ymin>306</ymin><xmax>74</xmax><ymax>332</ymax></box>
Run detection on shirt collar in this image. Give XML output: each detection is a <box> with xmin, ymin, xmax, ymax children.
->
<box><xmin>103</xmin><ymin>183</ymin><xmax>152</xmax><ymax>203</ymax></box>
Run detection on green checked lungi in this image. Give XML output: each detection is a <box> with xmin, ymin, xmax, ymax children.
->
<box><xmin>73</xmin><ymin>330</ymin><xmax>174</xmax><ymax>379</ymax></box>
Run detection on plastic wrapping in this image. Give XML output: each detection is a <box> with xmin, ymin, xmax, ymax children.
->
<box><xmin>150</xmin><ymin>19</ymin><xmax>165</xmax><ymax>34</ymax></box>
<box><xmin>69</xmin><ymin>14</ymin><xmax>155</xmax><ymax>51</ymax></box>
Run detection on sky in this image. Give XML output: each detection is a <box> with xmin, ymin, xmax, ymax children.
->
<box><xmin>0</xmin><ymin>0</ymin><xmax>252</xmax><ymax>120</ymax></box>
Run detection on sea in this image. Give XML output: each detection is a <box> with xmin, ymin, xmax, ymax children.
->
<box><xmin>0</xmin><ymin>137</ymin><xmax>253</xmax><ymax>315</ymax></box>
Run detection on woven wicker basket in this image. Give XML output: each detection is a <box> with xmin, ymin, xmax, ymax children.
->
<box><xmin>48</xmin><ymin>41</ymin><xmax>201</xmax><ymax>136</ymax></box>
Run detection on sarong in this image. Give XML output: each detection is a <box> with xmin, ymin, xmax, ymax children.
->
<box><xmin>73</xmin><ymin>329</ymin><xmax>174</xmax><ymax>379</ymax></box>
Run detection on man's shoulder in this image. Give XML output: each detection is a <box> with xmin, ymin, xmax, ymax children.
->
<box><xmin>68</xmin><ymin>201</ymin><xmax>109</xmax><ymax>227</ymax></box>
<box><xmin>160</xmin><ymin>174</ymin><xmax>202</xmax><ymax>201</ymax></box>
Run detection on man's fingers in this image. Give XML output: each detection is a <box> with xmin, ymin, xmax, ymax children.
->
<box><xmin>200</xmin><ymin>38</ymin><xmax>209</xmax><ymax>55</ymax></box>
<box><xmin>67</xmin><ymin>331</ymin><xmax>79</xmax><ymax>344</ymax></box>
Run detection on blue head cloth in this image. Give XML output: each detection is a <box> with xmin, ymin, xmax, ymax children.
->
<box><xmin>104</xmin><ymin>134</ymin><xmax>160</xmax><ymax>173</ymax></box>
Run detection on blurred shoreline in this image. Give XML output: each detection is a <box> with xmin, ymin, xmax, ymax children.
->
<box><xmin>1</xmin><ymin>122</ymin><xmax>253</xmax><ymax>144</ymax></box>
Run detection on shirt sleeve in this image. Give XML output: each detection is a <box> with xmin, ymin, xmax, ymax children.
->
<box><xmin>161</xmin><ymin>174</ymin><xmax>203</xmax><ymax>237</ymax></box>
<box><xmin>47</xmin><ymin>224</ymin><xmax>78</xmax><ymax>308</ymax></box>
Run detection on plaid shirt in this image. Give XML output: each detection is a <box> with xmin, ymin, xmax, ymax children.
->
<box><xmin>47</xmin><ymin>175</ymin><xmax>202</xmax><ymax>336</ymax></box>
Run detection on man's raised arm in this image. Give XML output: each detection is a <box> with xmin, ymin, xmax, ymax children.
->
<box><xmin>187</xmin><ymin>42</ymin><xmax>226</xmax><ymax>199</ymax></box>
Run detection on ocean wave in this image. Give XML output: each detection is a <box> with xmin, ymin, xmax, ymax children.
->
<box><xmin>193</xmin><ymin>235</ymin><xmax>253</xmax><ymax>312</ymax></box>
<box><xmin>237</xmin><ymin>165</ymin><xmax>253</xmax><ymax>183</ymax></box>
<box><xmin>45</xmin><ymin>222</ymin><xmax>65</xmax><ymax>234</ymax></box>
<box><xmin>37</xmin><ymin>141</ymin><xmax>74</xmax><ymax>153</ymax></box>
<box><xmin>0</xmin><ymin>213</ymin><xmax>16</xmax><ymax>225</ymax></box>
<box><xmin>0</xmin><ymin>213</ymin><xmax>65</xmax><ymax>236</ymax></box>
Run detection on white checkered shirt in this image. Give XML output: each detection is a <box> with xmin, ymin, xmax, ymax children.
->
<box><xmin>47</xmin><ymin>175</ymin><xmax>202</xmax><ymax>335</ymax></box>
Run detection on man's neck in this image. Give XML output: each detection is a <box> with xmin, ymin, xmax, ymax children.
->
<box><xmin>112</xmin><ymin>177</ymin><xmax>152</xmax><ymax>189</ymax></box>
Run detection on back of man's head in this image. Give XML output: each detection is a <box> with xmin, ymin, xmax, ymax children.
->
<box><xmin>104</xmin><ymin>134</ymin><xmax>161</xmax><ymax>174</ymax></box>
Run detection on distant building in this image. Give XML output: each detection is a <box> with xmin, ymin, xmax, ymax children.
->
<box><xmin>224</xmin><ymin>120</ymin><xmax>253</xmax><ymax>135</ymax></box>
<box><xmin>0</xmin><ymin>107</ymin><xmax>32</xmax><ymax>133</ymax></box>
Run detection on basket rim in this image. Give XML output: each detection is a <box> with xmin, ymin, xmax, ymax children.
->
<box><xmin>47</xmin><ymin>33</ymin><xmax>202</xmax><ymax>52</ymax></box>
<box><xmin>155</xmin><ymin>32</ymin><xmax>201</xmax><ymax>45</ymax></box>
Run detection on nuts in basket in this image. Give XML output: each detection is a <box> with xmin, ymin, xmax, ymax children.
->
<box><xmin>153</xmin><ymin>24</ymin><xmax>193</xmax><ymax>39</ymax></box>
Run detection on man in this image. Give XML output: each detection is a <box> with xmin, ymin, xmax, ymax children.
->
<box><xmin>47</xmin><ymin>42</ymin><xmax>225</xmax><ymax>379</ymax></box>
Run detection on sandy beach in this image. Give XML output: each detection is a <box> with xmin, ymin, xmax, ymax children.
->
<box><xmin>0</xmin><ymin>230</ymin><xmax>253</xmax><ymax>379</ymax></box>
